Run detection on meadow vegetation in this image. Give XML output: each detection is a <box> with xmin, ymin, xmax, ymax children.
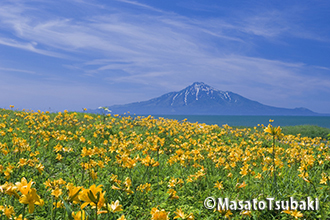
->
<box><xmin>0</xmin><ymin>107</ymin><xmax>330</xmax><ymax>219</ymax></box>
<box><xmin>281</xmin><ymin>125</ymin><xmax>330</xmax><ymax>140</ymax></box>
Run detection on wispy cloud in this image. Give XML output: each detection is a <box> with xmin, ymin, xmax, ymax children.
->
<box><xmin>0</xmin><ymin>37</ymin><xmax>67</xmax><ymax>58</ymax></box>
<box><xmin>115</xmin><ymin>0</ymin><xmax>164</xmax><ymax>13</ymax></box>
<box><xmin>0</xmin><ymin>0</ymin><xmax>329</xmax><ymax>112</ymax></box>
<box><xmin>0</xmin><ymin>67</ymin><xmax>36</xmax><ymax>74</ymax></box>
<box><xmin>0</xmin><ymin>0</ymin><xmax>326</xmax><ymax>60</ymax></box>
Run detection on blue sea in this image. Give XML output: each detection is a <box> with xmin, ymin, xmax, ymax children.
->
<box><xmin>147</xmin><ymin>115</ymin><xmax>330</xmax><ymax>129</ymax></box>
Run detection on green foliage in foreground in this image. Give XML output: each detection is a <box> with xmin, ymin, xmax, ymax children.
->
<box><xmin>234</xmin><ymin>125</ymin><xmax>330</xmax><ymax>140</ymax></box>
<box><xmin>281</xmin><ymin>125</ymin><xmax>330</xmax><ymax>140</ymax></box>
<box><xmin>0</xmin><ymin>108</ymin><xmax>330</xmax><ymax>219</ymax></box>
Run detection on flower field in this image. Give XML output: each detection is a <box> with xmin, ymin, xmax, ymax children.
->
<box><xmin>0</xmin><ymin>107</ymin><xmax>330</xmax><ymax>219</ymax></box>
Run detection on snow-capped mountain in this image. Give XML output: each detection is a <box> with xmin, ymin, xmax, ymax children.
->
<box><xmin>167</xmin><ymin>82</ymin><xmax>234</xmax><ymax>106</ymax></box>
<box><xmin>91</xmin><ymin>82</ymin><xmax>317</xmax><ymax>115</ymax></box>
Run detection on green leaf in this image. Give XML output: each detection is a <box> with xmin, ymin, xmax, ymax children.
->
<box><xmin>87</xmin><ymin>190</ymin><xmax>98</xmax><ymax>204</ymax></box>
<box><xmin>60</xmin><ymin>197</ymin><xmax>74</xmax><ymax>220</ymax></box>
<box><xmin>69</xmin><ymin>188</ymin><xmax>81</xmax><ymax>202</ymax></box>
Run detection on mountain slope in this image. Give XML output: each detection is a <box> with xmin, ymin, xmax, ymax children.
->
<box><xmin>91</xmin><ymin>82</ymin><xmax>318</xmax><ymax>115</ymax></box>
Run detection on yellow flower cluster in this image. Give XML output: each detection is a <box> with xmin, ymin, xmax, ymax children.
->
<box><xmin>1</xmin><ymin>177</ymin><xmax>44</xmax><ymax>215</ymax></box>
<box><xmin>0</xmin><ymin>108</ymin><xmax>329</xmax><ymax>219</ymax></box>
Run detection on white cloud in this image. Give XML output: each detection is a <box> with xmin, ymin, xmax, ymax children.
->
<box><xmin>0</xmin><ymin>37</ymin><xmax>68</xmax><ymax>58</ymax></box>
<box><xmin>115</xmin><ymin>0</ymin><xmax>164</xmax><ymax>13</ymax></box>
<box><xmin>0</xmin><ymin>67</ymin><xmax>36</xmax><ymax>74</ymax></box>
<box><xmin>0</xmin><ymin>0</ymin><xmax>329</xmax><ymax>112</ymax></box>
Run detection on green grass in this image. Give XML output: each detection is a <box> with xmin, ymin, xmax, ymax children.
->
<box><xmin>1</xmin><ymin>109</ymin><xmax>330</xmax><ymax>219</ymax></box>
<box><xmin>281</xmin><ymin>125</ymin><xmax>330</xmax><ymax>140</ymax></box>
<box><xmin>234</xmin><ymin>124</ymin><xmax>330</xmax><ymax>140</ymax></box>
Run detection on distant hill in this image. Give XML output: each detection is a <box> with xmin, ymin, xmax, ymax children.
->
<box><xmin>89</xmin><ymin>82</ymin><xmax>319</xmax><ymax>116</ymax></box>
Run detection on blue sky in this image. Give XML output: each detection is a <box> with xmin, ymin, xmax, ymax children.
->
<box><xmin>0</xmin><ymin>0</ymin><xmax>330</xmax><ymax>113</ymax></box>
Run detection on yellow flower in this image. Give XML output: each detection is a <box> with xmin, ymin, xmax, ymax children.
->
<box><xmin>174</xmin><ymin>208</ymin><xmax>194</xmax><ymax>219</ymax></box>
<box><xmin>186</xmin><ymin>213</ymin><xmax>195</xmax><ymax>220</ymax></box>
<box><xmin>80</xmin><ymin>136</ymin><xmax>86</xmax><ymax>143</ymax></box>
<box><xmin>240</xmin><ymin>210</ymin><xmax>252</xmax><ymax>217</ymax></box>
<box><xmin>81</xmin><ymin>147</ymin><xmax>93</xmax><ymax>157</ymax></box>
<box><xmin>4</xmin><ymin>170</ymin><xmax>11</xmax><ymax>180</ymax></box>
<box><xmin>216</xmin><ymin>208</ymin><xmax>233</xmax><ymax>218</ymax></box>
<box><xmin>236</xmin><ymin>181</ymin><xmax>247</xmax><ymax>189</ymax></box>
<box><xmin>255</xmin><ymin>173</ymin><xmax>262</xmax><ymax>179</ymax></box>
<box><xmin>35</xmin><ymin>163</ymin><xmax>44</xmax><ymax>174</ymax></box>
<box><xmin>30</xmin><ymin>151</ymin><xmax>40</xmax><ymax>157</ymax></box>
<box><xmin>1</xmin><ymin>205</ymin><xmax>15</xmax><ymax>218</ymax></box>
<box><xmin>264</xmin><ymin>124</ymin><xmax>282</xmax><ymax>137</ymax></box>
<box><xmin>79</xmin><ymin>184</ymin><xmax>104</xmax><ymax>209</ymax></box>
<box><xmin>19</xmin><ymin>188</ymin><xmax>44</xmax><ymax>213</ymax></box>
<box><xmin>51</xmin><ymin>187</ymin><xmax>62</xmax><ymax>199</ymax></box>
<box><xmin>96</xmin><ymin>191</ymin><xmax>106</xmax><ymax>210</ymax></box>
<box><xmin>214</xmin><ymin>181</ymin><xmax>224</xmax><ymax>190</ymax></box>
<box><xmin>107</xmin><ymin>200</ymin><xmax>123</xmax><ymax>213</ymax></box>
<box><xmin>282</xmin><ymin>209</ymin><xmax>303</xmax><ymax>219</ymax></box>
<box><xmin>111</xmin><ymin>185</ymin><xmax>121</xmax><ymax>190</ymax></box>
<box><xmin>124</xmin><ymin>177</ymin><xmax>132</xmax><ymax>188</ymax></box>
<box><xmin>151</xmin><ymin>207</ymin><xmax>169</xmax><ymax>220</ymax></box>
<box><xmin>291</xmin><ymin>210</ymin><xmax>303</xmax><ymax>219</ymax></box>
<box><xmin>54</xmin><ymin>144</ymin><xmax>63</xmax><ymax>152</ymax></box>
<box><xmin>117</xmin><ymin>215</ymin><xmax>126</xmax><ymax>220</ymax></box>
<box><xmin>15</xmin><ymin>177</ymin><xmax>33</xmax><ymax>195</ymax></box>
<box><xmin>136</xmin><ymin>183</ymin><xmax>152</xmax><ymax>193</ymax></box>
<box><xmin>174</xmin><ymin>208</ymin><xmax>185</xmax><ymax>219</ymax></box>
<box><xmin>90</xmin><ymin>169</ymin><xmax>97</xmax><ymax>181</ymax></box>
<box><xmin>239</xmin><ymin>165</ymin><xmax>250</xmax><ymax>177</ymax></box>
<box><xmin>56</xmin><ymin>153</ymin><xmax>63</xmax><ymax>161</ymax></box>
<box><xmin>320</xmin><ymin>173</ymin><xmax>328</xmax><ymax>185</ymax></box>
<box><xmin>72</xmin><ymin>210</ymin><xmax>88</xmax><ymax>220</ymax></box>
<box><xmin>167</xmin><ymin>188</ymin><xmax>179</xmax><ymax>199</ymax></box>
<box><xmin>53</xmin><ymin>201</ymin><xmax>64</xmax><ymax>209</ymax></box>
<box><xmin>1</xmin><ymin>182</ymin><xmax>19</xmax><ymax>198</ymax></box>
<box><xmin>17</xmin><ymin>158</ymin><xmax>28</xmax><ymax>167</ymax></box>
<box><xmin>14</xmin><ymin>214</ymin><xmax>28</xmax><ymax>220</ymax></box>
<box><xmin>66</xmin><ymin>183</ymin><xmax>81</xmax><ymax>203</ymax></box>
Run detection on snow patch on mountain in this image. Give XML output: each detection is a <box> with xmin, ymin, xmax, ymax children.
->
<box><xmin>196</xmin><ymin>87</ymin><xmax>199</xmax><ymax>100</ymax></box>
<box><xmin>184</xmin><ymin>89</ymin><xmax>189</xmax><ymax>105</ymax></box>
<box><xmin>171</xmin><ymin>93</ymin><xmax>178</xmax><ymax>106</ymax></box>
